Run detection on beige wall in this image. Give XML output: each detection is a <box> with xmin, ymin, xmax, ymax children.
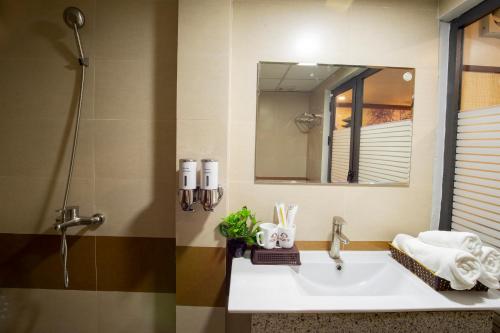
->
<box><xmin>0</xmin><ymin>0</ymin><xmax>177</xmax><ymax>332</ymax></box>
<box><xmin>176</xmin><ymin>0</ymin><xmax>232</xmax><ymax>332</ymax></box>
<box><xmin>229</xmin><ymin>0</ymin><xmax>439</xmax><ymax>242</ymax></box>
<box><xmin>438</xmin><ymin>0</ymin><xmax>484</xmax><ymax>21</ymax></box>
<box><xmin>256</xmin><ymin>92</ymin><xmax>309</xmax><ymax>178</ymax></box>
<box><xmin>177</xmin><ymin>0</ymin><xmax>440</xmax><ymax>332</ymax></box>
<box><xmin>176</xmin><ymin>0</ymin><xmax>232</xmax><ymax>248</ymax></box>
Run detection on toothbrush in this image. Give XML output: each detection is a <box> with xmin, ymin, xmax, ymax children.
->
<box><xmin>286</xmin><ymin>204</ymin><xmax>298</xmax><ymax>227</ymax></box>
<box><xmin>275</xmin><ymin>202</ymin><xmax>287</xmax><ymax>227</ymax></box>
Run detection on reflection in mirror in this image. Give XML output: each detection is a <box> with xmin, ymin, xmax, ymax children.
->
<box><xmin>255</xmin><ymin>62</ymin><xmax>415</xmax><ymax>185</ymax></box>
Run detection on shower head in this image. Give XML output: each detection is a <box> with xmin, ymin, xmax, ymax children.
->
<box><xmin>63</xmin><ymin>7</ymin><xmax>85</xmax><ymax>29</ymax></box>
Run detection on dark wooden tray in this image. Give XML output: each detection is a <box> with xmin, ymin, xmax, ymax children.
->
<box><xmin>389</xmin><ymin>243</ymin><xmax>488</xmax><ymax>291</ymax></box>
<box><xmin>251</xmin><ymin>245</ymin><xmax>301</xmax><ymax>265</ymax></box>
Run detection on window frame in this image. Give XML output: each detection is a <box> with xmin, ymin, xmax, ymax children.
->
<box><xmin>438</xmin><ymin>0</ymin><xmax>500</xmax><ymax>230</ymax></box>
<box><xmin>328</xmin><ymin>68</ymin><xmax>380</xmax><ymax>183</ymax></box>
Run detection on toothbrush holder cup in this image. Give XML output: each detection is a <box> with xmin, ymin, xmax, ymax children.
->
<box><xmin>278</xmin><ymin>225</ymin><xmax>296</xmax><ymax>248</ymax></box>
<box><xmin>256</xmin><ymin>223</ymin><xmax>279</xmax><ymax>249</ymax></box>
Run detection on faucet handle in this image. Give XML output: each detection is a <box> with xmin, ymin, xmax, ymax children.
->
<box><xmin>332</xmin><ymin>216</ymin><xmax>346</xmax><ymax>226</ymax></box>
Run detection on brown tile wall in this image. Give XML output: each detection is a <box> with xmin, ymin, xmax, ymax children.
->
<box><xmin>0</xmin><ymin>233</ymin><xmax>175</xmax><ymax>293</ymax></box>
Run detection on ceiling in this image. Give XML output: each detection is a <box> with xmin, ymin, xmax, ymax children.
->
<box><xmin>259</xmin><ymin>63</ymin><xmax>340</xmax><ymax>92</ymax></box>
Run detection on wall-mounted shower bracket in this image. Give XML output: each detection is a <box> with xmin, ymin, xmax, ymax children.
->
<box><xmin>79</xmin><ymin>57</ymin><xmax>89</xmax><ymax>67</ymax></box>
<box><xmin>178</xmin><ymin>186</ymin><xmax>223</xmax><ymax>212</ymax></box>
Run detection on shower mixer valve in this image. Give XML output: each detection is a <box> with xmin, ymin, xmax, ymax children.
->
<box><xmin>54</xmin><ymin>206</ymin><xmax>105</xmax><ymax>231</ymax></box>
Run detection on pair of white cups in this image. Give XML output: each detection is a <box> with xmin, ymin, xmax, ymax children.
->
<box><xmin>256</xmin><ymin>222</ymin><xmax>296</xmax><ymax>249</ymax></box>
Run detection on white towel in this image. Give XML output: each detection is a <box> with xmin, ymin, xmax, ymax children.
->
<box><xmin>418</xmin><ymin>231</ymin><xmax>483</xmax><ymax>257</ymax></box>
<box><xmin>478</xmin><ymin>246</ymin><xmax>500</xmax><ymax>289</ymax></box>
<box><xmin>392</xmin><ymin>234</ymin><xmax>481</xmax><ymax>290</ymax></box>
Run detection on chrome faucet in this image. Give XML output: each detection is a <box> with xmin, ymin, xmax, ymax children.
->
<box><xmin>54</xmin><ymin>206</ymin><xmax>105</xmax><ymax>231</ymax></box>
<box><xmin>329</xmin><ymin>216</ymin><xmax>350</xmax><ymax>260</ymax></box>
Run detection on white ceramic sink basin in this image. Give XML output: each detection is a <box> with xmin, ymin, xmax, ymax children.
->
<box><xmin>294</xmin><ymin>254</ymin><xmax>422</xmax><ymax>296</ymax></box>
<box><xmin>228</xmin><ymin>251</ymin><xmax>500</xmax><ymax>313</ymax></box>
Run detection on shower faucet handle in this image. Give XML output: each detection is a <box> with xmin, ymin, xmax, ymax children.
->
<box><xmin>55</xmin><ymin>206</ymin><xmax>80</xmax><ymax>222</ymax></box>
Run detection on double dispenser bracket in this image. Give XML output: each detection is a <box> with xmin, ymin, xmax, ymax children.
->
<box><xmin>178</xmin><ymin>186</ymin><xmax>223</xmax><ymax>212</ymax></box>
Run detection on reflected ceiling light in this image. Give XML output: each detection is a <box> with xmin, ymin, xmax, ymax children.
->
<box><xmin>298</xmin><ymin>62</ymin><xmax>317</xmax><ymax>66</ymax></box>
<box><xmin>403</xmin><ymin>72</ymin><xmax>413</xmax><ymax>82</ymax></box>
<box><xmin>337</xmin><ymin>95</ymin><xmax>346</xmax><ymax>101</ymax></box>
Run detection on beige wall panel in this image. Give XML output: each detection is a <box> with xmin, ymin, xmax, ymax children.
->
<box><xmin>176</xmin><ymin>0</ymin><xmax>232</xmax><ymax>247</ymax></box>
<box><xmin>256</xmin><ymin>92</ymin><xmax>309</xmax><ymax>178</ymax></box>
<box><xmin>228</xmin><ymin>0</ymin><xmax>439</xmax><ymax>242</ymax></box>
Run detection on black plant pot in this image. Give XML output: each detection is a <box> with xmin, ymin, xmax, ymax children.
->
<box><xmin>226</xmin><ymin>238</ymin><xmax>248</xmax><ymax>296</ymax></box>
<box><xmin>227</xmin><ymin>238</ymin><xmax>247</xmax><ymax>258</ymax></box>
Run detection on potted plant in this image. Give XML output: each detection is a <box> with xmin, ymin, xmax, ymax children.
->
<box><xmin>218</xmin><ymin>206</ymin><xmax>260</xmax><ymax>258</ymax></box>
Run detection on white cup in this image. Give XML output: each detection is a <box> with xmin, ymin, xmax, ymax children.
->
<box><xmin>278</xmin><ymin>225</ymin><xmax>296</xmax><ymax>248</ymax></box>
<box><xmin>256</xmin><ymin>223</ymin><xmax>278</xmax><ymax>249</ymax></box>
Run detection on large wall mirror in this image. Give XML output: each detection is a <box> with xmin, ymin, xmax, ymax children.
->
<box><xmin>255</xmin><ymin>62</ymin><xmax>415</xmax><ymax>185</ymax></box>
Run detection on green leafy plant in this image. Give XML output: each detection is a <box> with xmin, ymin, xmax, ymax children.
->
<box><xmin>218</xmin><ymin>206</ymin><xmax>260</xmax><ymax>245</ymax></box>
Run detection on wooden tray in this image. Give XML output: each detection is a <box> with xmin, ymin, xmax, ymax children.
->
<box><xmin>389</xmin><ymin>243</ymin><xmax>488</xmax><ymax>291</ymax></box>
<box><xmin>251</xmin><ymin>245</ymin><xmax>301</xmax><ymax>265</ymax></box>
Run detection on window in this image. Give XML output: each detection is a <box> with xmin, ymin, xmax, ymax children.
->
<box><xmin>440</xmin><ymin>1</ymin><xmax>500</xmax><ymax>249</ymax></box>
<box><xmin>328</xmin><ymin>68</ymin><xmax>415</xmax><ymax>184</ymax></box>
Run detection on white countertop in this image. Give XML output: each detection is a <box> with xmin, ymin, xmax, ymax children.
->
<box><xmin>228</xmin><ymin>251</ymin><xmax>500</xmax><ymax>313</ymax></box>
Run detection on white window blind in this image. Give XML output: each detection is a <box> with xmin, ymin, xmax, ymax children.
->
<box><xmin>451</xmin><ymin>105</ymin><xmax>500</xmax><ymax>250</ymax></box>
<box><xmin>330</xmin><ymin>127</ymin><xmax>351</xmax><ymax>182</ymax></box>
<box><xmin>358</xmin><ymin>119</ymin><xmax>412</xmax><ymax>184</ymax></box>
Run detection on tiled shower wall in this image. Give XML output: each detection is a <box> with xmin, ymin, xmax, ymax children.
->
<box><xmin>0</xmin><ymin>0</ymin><xmax>177</xmax><ymax>332</ymax></box>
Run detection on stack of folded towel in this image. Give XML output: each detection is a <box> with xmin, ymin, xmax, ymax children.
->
<box><xmin>392</xmin><ymin>231</ymin><xmax>500</xmax><ymax>290</ymax></box>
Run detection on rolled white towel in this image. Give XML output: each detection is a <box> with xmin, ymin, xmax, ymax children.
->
<box><xmin>478</xmin><ymin>246</ymin><xmax>500</xmax><ymax>289</ymax></box>
<box><xmin>392</xmin><ymin>234</ymin><xmax>481</xmax><ymax>290</ymax></box>
<box><xmin>418</xmin><ymin>230</ymin><xmax>483</xmax><ymax>257</ymax></box>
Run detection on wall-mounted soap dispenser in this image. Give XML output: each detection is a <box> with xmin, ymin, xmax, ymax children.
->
<box><xmin>199</xmin><ymin>159</ymin><xmax>223</xmax><ymax>211</ymax></box>
<box><xmin>178</xmin><ymin>159</ymin><xmax>223</xmax><ymax>212</ymax></box>
<box><xmin>178</xmin><ymin>159</ymin><xmax>198</xmax><ymax>211</ymax></box>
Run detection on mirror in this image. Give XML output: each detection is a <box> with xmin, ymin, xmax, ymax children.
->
<box><xmin>255</xmin><ymin>62</ymin><xmax>415</xmax><ymax>185</ymax></box>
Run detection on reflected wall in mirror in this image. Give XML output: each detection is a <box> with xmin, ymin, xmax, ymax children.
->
<box><xmin>255</xmin><ymin>62</ymin><xmax>415</xmax><ymax>185</ymax></box>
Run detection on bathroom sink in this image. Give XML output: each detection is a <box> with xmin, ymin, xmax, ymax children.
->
<box><xmin>294</xmin><ymin>253</ymin><xmax>423</xmax><ymax>296</ymax></box>
<box><xmin>228</xmin><ymin>251</ymin><xmax>500</xmax><ymax>313</ymax></box>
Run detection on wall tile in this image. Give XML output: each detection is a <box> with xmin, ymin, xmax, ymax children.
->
<box><xmin>97</xmin><ymin>291</ymin><xmax>175</xmax><ymax>333</ymax></box>
<box><xmin>0</xmin><ymin>288</ymin><xmax>99</xmax><ymax>333</ymax></box>
<box><xmin>94</xmin><ymin>59</ymin><xmax>176</xmax><ymax>121</ymax></box>
<box><xmin>0</xmin><ymin>234</ymin><xmax>96</xmax><ymax>290</ymax></box>
<box><xmin>0</xmin><ymin>176</ymin><xmax>94</xmax><ymax>235</ymax></box>
<box><xmin>0</xmin><ymin>59</ymin><xmax>94</xmax><ymax>120</ymax></box>
<box><xmin>96</xmin><ymin>237</ymin><xmax>175</xmax><ymax>293</ymax></box>
<box><xmin>176</xmin><ymin>306</ymin><xmax>226</xmax><ymax>333</ymax></box>
<box><xmin>0</xmin><ymin>0</ymin><xmax>95</xmax><ymax>62</ymax></box>
<box><xmin>94</xmin><ymin>119</ymin><xmax>175</xmax><ymax>182</ymax></box>
<box><xmin>95</xmin><ymin>178</ymin><xmax>175</xmax><ymax>238</ymax></box>
<box><xmin>0</xmin><ymin>118</ymin><xmax>94</xmax><ymax>180</ymax></box>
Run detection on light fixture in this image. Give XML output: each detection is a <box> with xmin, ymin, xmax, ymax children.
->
<box><xmin>337</xmin><ymin>95</ymin><xmax>346</xmax><ymax>101</ymax></box>
<box><xmin>403</xmin><ymin>72</ymin><xmax>413</xmax><ymax>82</ymax></box>
<box><xmin>297</xmin><ymin>62</ymin><xmax>317</xmax><ymax>66</ymax></box>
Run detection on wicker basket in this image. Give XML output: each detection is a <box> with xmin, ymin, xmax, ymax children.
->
<box><xmin>389</xmin><ymin>243</ymin><xmax>488</xmax><ymax>291</ymax></box>
<box><xmin>251</xmin><ymin>245</ymin><xmax>301</xmax><ymax>265</ymax></box>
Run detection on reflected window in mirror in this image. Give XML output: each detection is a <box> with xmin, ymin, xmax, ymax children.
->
<box><xmin>255</xmin><ymin>62</ymin><xmax>415</xmax><ymax>186</ymax></box>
